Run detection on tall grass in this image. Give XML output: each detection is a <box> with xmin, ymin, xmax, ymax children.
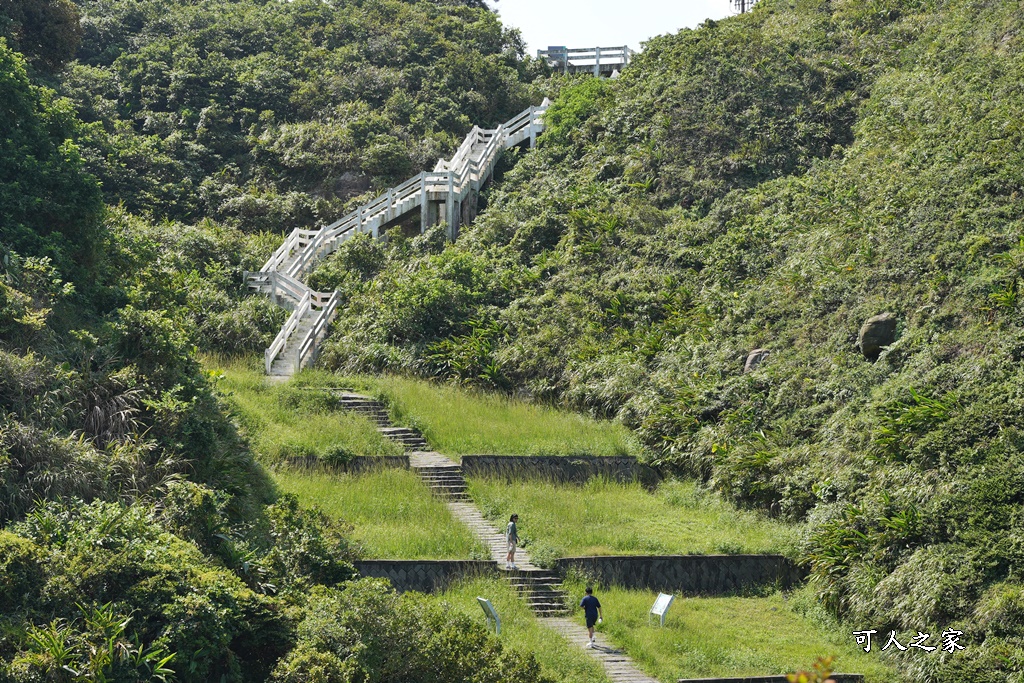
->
<box><xmin>469</xmin><ymin>478</ymin><xmax>801</xmax><ymax>564</ymax></box>
<box><xmin>426</xmin><ymin>576</ymin><xmax>610</xmax><ymax>683</ymax></box>
<box><xmin>363</xmin><ymin>374</ymin><xmax>643</xmax><ymax>457</ymax></box>
<box><xmin>273</xmin><ymin>467</ymin><xmax>486</xmax><ymax>559</ymax></box>
<box><xmin>207</xmin><ymin>358</ymin><xmax>403</xmax><ymax>463</ymax></box>
<box><xmin>560</xmin><ymin>579</ymin><xmax>897</xmax><ymax>682</ymax></box>
<box><xmin>223</xmin><ymin>360</ymin><xmax>640</xmax><ymax>456</ymax></box>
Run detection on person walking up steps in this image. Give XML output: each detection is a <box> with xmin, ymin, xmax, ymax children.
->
<box><xmin>505</xmin><ymin>514</ymin><xmax>519</xmax><ymax>569</ymax></box>
<box><xmin>580</xmin><ymin>586</ymin><xmax>603</xmax><ymax>648</ymax></box>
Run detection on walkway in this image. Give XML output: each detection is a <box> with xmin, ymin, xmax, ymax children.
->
<box><xmin>335</xmin><ymin>392</ymin><xmax>655</xmax><ymax>678</ymax></box>
<box><xmin>543</xmin><ymin>617</ymin><xmax>660</xmax><ymax>683</ymax></box>
<box><xmin>247</xmin><ymin>102</ymin><xmax>549</xmax><ymax>377</ymax></box>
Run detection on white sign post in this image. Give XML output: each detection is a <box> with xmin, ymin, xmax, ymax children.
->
<box><xmin>477</xmin><ymin>597</ymin><xmax>501</xmax><ymax>636</ymax></box>
<box><xmin>649</xmin><ymin>593</ymin><xmax>675</xmax><ymax>627</ymax></box>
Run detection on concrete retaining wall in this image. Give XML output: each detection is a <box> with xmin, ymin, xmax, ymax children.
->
<box><xmin>679</xmin><ymin>676</ymin><xmax>862</xmax><ymax>683</ymax></box>
<box><xmin>355</xmin><ymin>560</ymin><xmax>496</xmax><ymax>593</ymax></box>
<box><xmin>285</xmin><ymin>455</ymin><xmax>409</xmax><ymax>473</ymax></box>
<box><xmin>554</xmin><ymin>555</ymin><xmax>805</xmax><ymax>595</ymax></box>
<box><xmin>460</xmin><ymin>455</ymin><xmax>660</xmax><ymax>487</ymax></box>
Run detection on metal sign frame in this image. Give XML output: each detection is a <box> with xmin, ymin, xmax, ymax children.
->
<box><xmin>477</xmin><ymin>597</ymin><xmax>501</xmax><ymax>635</ymax></box>
<box><xmin>649</xmin><ymin>593</ymin><xmax>675</xmax><ymax>627</ymax></box>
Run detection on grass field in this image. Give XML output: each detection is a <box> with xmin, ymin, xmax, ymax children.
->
<box><xmin>208</xmin><ymin>359</ymin><xmax>403</xmax><ymax>463</ymax></box>
<box><xmin>426</xmin><ymin>576</ymin><xmax>610</xmax><ymax>683</ymax></box>
<box><xmin>469</xmin><ymin>478</ymin><xmax>800</xmax><ymax>565</ymax></box>
<box><xmin>273</xmin><ymin>467</ymin><xmax>486</xmax><ymax>559</ymax></box>
<box><xmin>560</xmin><ymin>581</ymin><xmax>897</xmax><ymax>682</ymax></box>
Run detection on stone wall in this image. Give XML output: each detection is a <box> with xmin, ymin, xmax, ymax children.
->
<box><xmin>460</xmin><ymin>455</ymin><xmax>660</xmax><ymax>487</ymax></box>
<box><xmin>553</xmin><ymin>555</ymin><xmax>805</xmax><ymax>595</ymax></box>
<box><xmin>355</xmin><ymin>560</ymin><xmax>496</xmax><ymax>593</ymax></box>
<box><xmin>285</xmin><ymin>455</ymin><xmax>409</xmax><ymax>473</ymax></box>
<box><xmin>679</xmin><ymin>676</ymin><xmax>863</xmax><ymax>683</ymax></box>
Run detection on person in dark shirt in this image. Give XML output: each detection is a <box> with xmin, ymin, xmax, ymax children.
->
<box><xmin>579</xmin><ymin>586</ymin><xmax>603</xmax><ymax>648</ymax></box>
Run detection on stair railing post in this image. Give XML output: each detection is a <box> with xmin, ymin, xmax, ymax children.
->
<box><xmin>446</xmin><ymin>172</ymin><xmax>455</xmax><ymax>241</ymax></box>
<box><xmin>420</xmin><ymin>172</ymin><xmax>428</xmax><ymax>233</ymax></box>
<box><xmin>594</xmin><ymin>46</ymin><xmax>601</xmax><ymax>77</ymax></box>
<box><xmin>529</xmin><ymin>106</ymin><xmax>537</xmax><ymax>148</ymax></box>
<box><xmin>387</xmin><ymin>188</ymin><xmax>394</xmax><ymax>223</ymax></box>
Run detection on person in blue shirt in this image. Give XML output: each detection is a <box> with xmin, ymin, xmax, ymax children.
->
<box><xmin>579</xmin><ymin>586</ymin><xmax>603</xmax><ymax>648</ymax></box>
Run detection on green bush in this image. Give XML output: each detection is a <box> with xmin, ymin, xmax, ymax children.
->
<box><xmin>0</xmin><ymin>530</ymin><xmax>44</xmax><ymax>614</ymax></box>
<box><xmin>271</xmin><ymin>581</ymin><xmax>550</xmax><ymax>683</ymax></box>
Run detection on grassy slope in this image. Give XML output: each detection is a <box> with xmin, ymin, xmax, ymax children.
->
<box><xmin>469</xmin><ymin>478</ymin><xmax>799</xmax><ymax>565</ymax></box>
<box><xmin>426</xmin><ymin>576</ymin><xmax>610</xmax><ymax>683</ymax></box>
<box><xmin>273</xmin><ymin>468</ymin><xmax>485</xmax><ymax>559</ymax></box>
<box><xmin>210</xmin><ymin>358</ymin><xmax>403</xmax><ymax>462</ymax></box>
<box><xmin>287</xmin><ymin>369</ymin><xmax>643</xmax><ymax>456</ymax></box>
<box><xmin>561</xmin><ymin>582</ymin><xmax>898</xmax><ymax>682</ymax></box>
<box><xmin>368</xmin><ymin>374</ymin><xmax>643</xmax><ymax>456</ymax></box>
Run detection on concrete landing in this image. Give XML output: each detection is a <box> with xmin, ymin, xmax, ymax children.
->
<box><xmin>408</xmin><ymin>451</ymin><xmax>458</xmax><ymax>468</ymax></box>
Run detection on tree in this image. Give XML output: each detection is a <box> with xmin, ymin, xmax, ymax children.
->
<box><xmin>0</xmin><ymin>0</ymin><xmax>82</xmax><ymax>71</ymax></box>
<box><xmin>0</xmin><ymin>40</ymin><xmax>103</xmax><ymax>281</ymax></box>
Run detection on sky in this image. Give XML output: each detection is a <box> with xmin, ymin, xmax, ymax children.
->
<box><xmin>486</xmin><ymin>0</ymin><xmax>740</xmax><ymax>56</ymax></box>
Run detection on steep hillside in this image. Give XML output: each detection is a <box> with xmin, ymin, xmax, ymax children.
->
<box><xmin>314</xmin><ymin>1</ymin><xmax>1024</xmax><ymax>680</ymax></box>
<box><xmin>60</xmin><ymin>0</ymin><xmax>544</xmax><ymax>230</ymax></box>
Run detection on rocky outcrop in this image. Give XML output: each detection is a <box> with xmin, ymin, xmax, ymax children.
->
<box><xmin>858</xmin><ymin>312</ymin><xmax>897</xmax><ymax>360</ymax></box>
<box><xmin>743</xmin><ymin>348</ymin><xmax>771</xmax><ymax>373</ymax></box>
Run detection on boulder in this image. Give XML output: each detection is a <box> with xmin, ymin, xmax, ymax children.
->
<box><xmin>744</xmin><ymin>348</ymin><xmax>771</xmax><ymax>373</ymax></box>
<box><xmin>334</xmin><ymin>171</ymin><xmax>370</xmax><ymax>196</ymax></box>
<box><xmin>858</xmin><ymin>312</ymin><xmax>897</xmax><ymax>360</ymax></box>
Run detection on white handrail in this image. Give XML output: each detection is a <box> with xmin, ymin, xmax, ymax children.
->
<box><xmin>252</xmin><ymin>102</ymin><xmax>549</xmax><ymax>375</ymax></box>
<box><xmin>265</xmin><ymin>289</ymin><xmax>311</xmax><ymax>373</ymax></box>
<box><xmin>295</xmin><ymin>290</ymin><xmax>341</xmax><ymax>372</ymax></box>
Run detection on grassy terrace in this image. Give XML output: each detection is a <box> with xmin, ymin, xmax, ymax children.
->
<box><xmin>211</xmin><ymin>359</ymin><xmax>403</xmax><ymax>463</ymax></box>
<box><xmin>426</xmin><ymin>576</ymin><xmax>610</xmax><ymax>683</ymax></box>
<box><xmin>287</xmin><ymin>370</ymin><xmax>642</xmax><ymax>457</ymax></box>
<box><xmin>469</xmin><ymin>478</ymin><xmax>800</xmax><ymax>564</ymax></box>
<box><xmin>273</xmin><ymin>468</ymin><xmax>486</xmax><ymax>559</ymax></box>
<box><xmin>560</xmin><ymin>582</ymin><xmax>897</xmax><ymax>682</ymax></box>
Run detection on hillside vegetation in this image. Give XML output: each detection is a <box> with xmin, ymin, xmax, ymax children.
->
<box><xmin>0</xmin><ymin>0</ymin><xmax>559</xmax><ymax>679</ymax></box>
<box><xmin>4</xmin><ymin>0</ymin><xmax>1024</xmax><ymax>678</ymax></box>
<box><xmin>312</xmin><ymin>1</ymin><xmax>1024</xmax><ymax>680</ymax></box>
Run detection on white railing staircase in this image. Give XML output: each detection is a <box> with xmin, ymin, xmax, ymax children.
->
<box><xmin>246</xmin><ymin>100</ymin><xmax>550</xmax><ymax>376</ymax></box>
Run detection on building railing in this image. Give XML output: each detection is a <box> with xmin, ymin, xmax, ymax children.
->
<box><xmin>537</xmin><ymin>46</ymin><xmax>634</xmax><ymax>75</ymax></box>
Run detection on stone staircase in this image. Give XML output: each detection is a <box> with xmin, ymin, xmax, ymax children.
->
<box><xmin>413</xmin><ymin>464</ymin><xmax>471</xmax><ymax>501</ymax></box>
<box><xmin>331</xmin><ymin>390</ymin><xmax>569</xmax><ymax>617</ymax></box>
<box><xmin>333</xmin><ymin>392</ymin><xmax>428</xmax><ymax>451</ymax></box>
<box><xmin>505</xmin><ymin>569</ymin><xmax>570</xmax><ymax>617</ymax></box>
<box><xmin>378</xmin><ymin>426</ymin><xmax>428</xmax><ymax>451</ymax></box>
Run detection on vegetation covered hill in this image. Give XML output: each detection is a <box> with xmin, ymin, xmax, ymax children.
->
<box><xmin>4</xmin><ymin>0</ymin><xmax>1023</xmax><ymax>678</ymax></box>
<box><xmin>62</xmin><ymin>0</ymin><xmax>543</xmax><ymax>230</ymax></box>
<box><xmin>311</xmin><ymin>1</ymin><xmax>1024</xmax><ymax>680</ymax></box>
<box><xmin>0</xmin><ymin>0</ymin><xmax>558</xmax><ymax>679</ymax></box>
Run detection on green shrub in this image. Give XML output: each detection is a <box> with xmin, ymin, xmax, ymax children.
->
<box><xmin>0</xmin><ymin>530</ymin><xmax>44</xmax><ymax>614</ymax></box>
<box><xmin>272</xmin><ymin>581</ymin><xmax>550</xmax><ymax>683</ymax></box>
